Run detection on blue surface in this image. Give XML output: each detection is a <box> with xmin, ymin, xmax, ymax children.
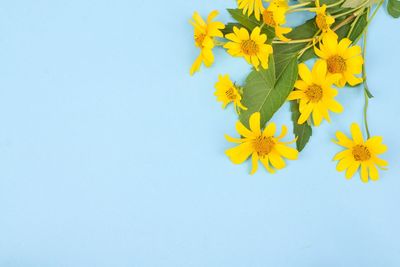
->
<box><xmin>1</xmin><ymin>1</ymin><xmax>400</xmax><ymax>266</ymax></box>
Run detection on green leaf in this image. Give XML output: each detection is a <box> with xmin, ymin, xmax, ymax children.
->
<box><xmin>342</xmin><ymin>0</ymin><xmax>379</xmax><ymax>8</ymax></box>
<box><xmin>388</xmin><ymin>0</ymin><xmax>400</xmax><ymax>18</ymax></box>
<box><xmin>221</xmin><ymin>23</ymin><xmax>242</xmax><ymax>36</ymax></box>
<box><xmin>227</xmin><ymin>9</ymin><xmax>275</xmax><ymax>41</ymax></box>
<box><xmin>347</xmin><ymin>12</ymin><xmax>368</xmax><ymax>41</ymax></box>
<box><xmin>239</xmin><ymin>55</ymin><xmax>298</xmax><ymax>128</ymax></box>
<box><xmin>290</xmin><ymin>101</ymin><xmax>312</xmax><ymax>152</ymax></box>
<box><xmin>273</xmin><ymin>19</ymin><xmax>318</xmax><ymax>66</ymax></box>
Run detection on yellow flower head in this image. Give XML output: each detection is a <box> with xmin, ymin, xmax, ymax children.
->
<box><xmin>225</xmin><ymin>112</ymin><xmax>299</xmax><ymax>174</ymax></box>
<box><xmin>315</xmin><ymin>3</ymin><xmax>337</xmax><ymax>39</ymax></box>
<box><xmin>314</xmin><ymin>34</ymin><xmax>364</xmax><ymax>87</ymax></box>
<box><xmin>224</xmin><ymin>26</ymin><xmax>273</xmax><ymax>70</ymax></box>
<box><xmin>237</xmin><ymin>0</ymin><xmax>265</xmax><ymax>21</ymax></box>
<box><xmin>262</xmin><ymin>3</ymin><xmax>292</xmax><ymax>42</ymax></box>
<box><xmin>214</xmin><ymin>74</ymin><xmax>247</xmax><ymax>113</ymax></box>
<box><xmin>267</xmin><ymin>0</ymin><xmax>289</xmax><ymax>11</ymax></box>
<box><xmin>288</xmin><ymin>60</ymin><xmax>343</xmax><ymax>126</ymax></box>
<box><xmin>190</xmin><ymin>10</ymin><xmax>225</xmax><ymax>75</ymax></box>
<box><xmin>333</xmin><ymin>123</ymin><xmax>388</xmax><ymax>183</ymax></box>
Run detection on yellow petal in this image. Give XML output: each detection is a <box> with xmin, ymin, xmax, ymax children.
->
<box><xmin>263</xmin><ymin>122</ymin><xmax>276</xmax><ymax>136</ymax></box>
<box><xmin>345</xmin><ymin>162</ymin><xmax>360</xmax><ymax>179</ymax></box>
<box><xmin>333</xmin><ymin>149</ymin><xmax>352</xmax><ymax>161</ymax></box>
<box><xmin>251</xmin><ymin>153</ymin><xmax>259</xmax><ymax>175</ymax></box>
<box><xmin>260</xmin><ymin>156</ymin><xmax>275</xmax><ymax>173</ymax></box>
<box><xmin>225</xmin><ymin>142</ymin><xmax>253</xmax><ymax>164</ymax></box>
<box><xmin>366</xmin><ymin>136</ymin><xmax>387</xmax><ymax>154</ymax></box>
<box><xmin>312</xmin><ymin>60</ymin><xmax>327</xmax><ymax>84</ymax></box>
<box><xmin>269</xmin><ymin>152</ymin><xmax>286</xmax><ymax>169</ymax></box>
<box><xmin>275</xmin><ymin>144</ymin><xmax>299</xmax><ymax>160</ymax></box>
<box><xmin>336</xmin><ymin>157</ymin><xmax>353</xmax><ymax>172</ymax></box>
<box><xmin>360</xmin><ymin>162</ymin><xmax>369</xmax><ymax>183</ymax></box>
<box><xmin>350</xmin><ymin>123</ymin><xmax>364</xmax><ymax>144</ymax></box>
<box><xmin>298</xmin><ymin>63</ymin><xmax>312</xmax><ymax>84</ymax></box>
<box><xmin>236</xmin><ymin>121</ymin><xmax>254</xmax><ymax>138</ymax></box>
<box><xmin>249</xmin><ymin>112</ymin><xmax>262</xmax><ymax>135</ymax></box>
<box><xmin>225</xmin><ymin>134</ymin><xmax>244</xmax><ymax>144</ymax></box>
<box><xmin>368</xmin><ymin>164</ymin><xmax>379</xmax><ymax>181</ymax></box>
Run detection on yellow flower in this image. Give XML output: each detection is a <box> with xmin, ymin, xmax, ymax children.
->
<box><xmin>314</xmin><ymin>34</ymin><xmax>364</xmax><ymax>87</ymax></box>
<box><xmin>237</xmin><ymin>0</ymin><xmax>265</xmax><ymax>21</ymax></box>
<box><xmin>287</xmin><ymin>60</ymin><xmax>343</xmax><ymax>126</ymax></box>
<box><xmin>267</xmin><ymin>0</ymin><xmax>289</xmax><ymax>11</ymax></box>
<box><xmin>315</xmin><ymin>3</ymin><xmax>336</xmax><ymax>39</ymax></box>
<box><xmin>262</xmin><ymin>4</ymin><xmax>292</xmax><ymax>42</ymax></box>
<box><xmin>214</xmin><ymin>74</ymin><xmax>247</xmax><ymax>113</ymax></box>
<box><xmin>190</xmin><ymin>10</ymin><xmax>225</xmax><ymax>75</ymax></box>
<box><xmin>225</xmin><ymin>112</ymin><xmax>299</xmax><ymax>174</ymax></box>
<box><xmin>224</xmin><ymin>26</ymin><xmax>273</xmax><ymax>70</ymax></box>
<box><xmin>333</xmin><ymin>123</ymin><xmax>388</xmax><ymax>182</ymax></box>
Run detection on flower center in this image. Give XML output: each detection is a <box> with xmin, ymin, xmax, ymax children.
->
<box><xmin>327</xmin><ymin>55</ymin><xmax>346</xmax><ymax>73</ymax></box>
<box><xmin>195</xmin><ymin>33</ymin><xmax>206</xmax><ymax>47</ymax></box>
<box><xmin>263</xmin><ymin>11</ymin><xmax>276</xmax><ymax>27</ymax></box>
<box><xmin>352</xmin><ymin>145</ymin><xmax>371</xmax><ymax>161</ymax></box>
<box><xmin>316</xmin><ymin>14</ymin><xmax>328</xmax><ymax>31</ymax></box>
<box><xmin>253</xmin><ymin>136</ymin><xmax>275</xmax><ymax>157</ymax></box>
<box><xmin>241</xmin><ymin>40</ymin><xmax>259</xmax><ymax>56</ymax></box>
<box><xmin>305</xmin><ymin>84</ymin><xmax>323</xmax><ymax>102</ymax></box>
<box><xmin>225</xmin><ymin>87</ymin><xmax>238</xmax><ymax>100</ymax></box>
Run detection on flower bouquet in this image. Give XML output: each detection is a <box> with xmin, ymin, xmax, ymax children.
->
<box><xmin>189</xmin><ymin>0</ymin><xmax>399</xmax><ymax>182</ymax></box>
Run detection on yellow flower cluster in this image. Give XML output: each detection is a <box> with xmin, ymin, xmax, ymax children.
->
<box><xmin>189</xmin><ymin>1</ymin><xmax>389</xmax><ymax>183</ymax></box>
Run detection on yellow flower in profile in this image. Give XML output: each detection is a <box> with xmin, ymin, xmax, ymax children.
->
<box><xmin>262</xmin><ymin>4</ymin><xmax>292</xmax><ymax>42</ymax></box>
<box><xmin>237</xmin><ymin>0</ymin><xmax>265</xmax><ymax>21</ymax></box>
<box><xmin>314</xmin><ymin>1</ymin><xmax>336</xmax><ymax>39</ymax></box>
<box><xmin>214</xmin><ymin>75</ymin><xmax>247</xmax><ymax>113</ymax></box>
<box><xmin>190</xmin><ymin>10</ymin><xmax>225</xmax><ymax>75</ymax></box>
<box><xmin>287</xmin><ymin>60</ymin><xmax>343</xmax><ymax>126</ymax></box>
<box><xmin>314</xmin><ymin>34</ymin><xmax>364</xmax><ymax>87</ymax></box>
<box><xmin>333</xmin><ymin>123</ymin><xmax>388</xmax><ymax>183</ymax></box>
<box><xmin>224</xmin><ymin>27</ymin><xmax>273</xmax><ymax>70</ymax></box>
<box><xmin>225</xmin><ymin>112</ymin><xmax>299</xmax><ymax>174</ymax></box>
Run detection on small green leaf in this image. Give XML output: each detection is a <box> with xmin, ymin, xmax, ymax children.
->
<box><xmin>239</xmin><ymin>55</ymin><xmax>298</xmax><ymax>128</ymax></box>
<box><xmin>227</xmin><ymin>9</ymin><xmax>275</xmax><ymax>41</ymax></box>
<box><xmin>221</xmin><ymin>23</ymin><xmax>242</xmax><ymax>36</ymax></box>
<box><xmin>290</xmin><ymin>101</ymin><xmax>312</xmax><ymax>152</ymax></box>
<box><xmin>388</xmin><ymin>0</ymin><xmax>400</xmax><ymax>18</ymax></box>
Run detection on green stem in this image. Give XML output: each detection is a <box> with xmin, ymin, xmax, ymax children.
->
<box><xmin>362</xmin><ymin>8</ymin><xmax>371</xmax><ymax>139</ymax></box>
<box><xmin>364</xmin><ymin>90</ymin><xmax>371</xmax><ymax>139</ymax></box>
<box><xmin>288</xmin><ymin>0</ymin><xmax>345</xmax><ymax>13</ymax></box>
<box><xmin>288</xmin><ymin>1</ymin><xmax>312</xmax><ymax>10</ymax></box>
<box><xmin>333</xmin><ymin>0</ymin><xmax>369</xmax><ymax>18</ymax></box>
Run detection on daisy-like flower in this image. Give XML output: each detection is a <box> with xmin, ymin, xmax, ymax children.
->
<box><xmin>224</xmin><ymin>26</ymin><xmax>273</xmax><ymax>70</ymax></box>
<box><xmin>214</xmin><ymin>74</ymin><xmax>247</xmax><ymax>113</ymax></box>
<box><xmin>225</xmin><ymin>112</ymin><xmax>299</xmax><ymax>174</ymax></box>
<box><xmin>314</xmin><ymin>34</ymin><xmax>364</xmax><ymax>87</ymax></box>
<box><xmin>237</xmin><ymin>0</ymin><xmax>265</xmax><ymax>21</ymax></box>
<box><xmin>262</xmin><ymin>3</ymin><xmax>292</xmax><ymax>42</ymax></box>
<box><xmin>333</xmin><ymin>123</ymin><xmax>388</xmax><ymax>182</ymax></box>
<box><xmin>287</xmin><ymin>60</ymin><xmax>343</xmax><ymax>126</ymax></box>
<box><xmin>314</xmin><ymin>1</ymin><xmax>336</xmax><ymax>39</ymax></box>
<box><xmin>190</xmin><ymin>10</ymin><xmax>225</xmax><ymax>75</ymax></box>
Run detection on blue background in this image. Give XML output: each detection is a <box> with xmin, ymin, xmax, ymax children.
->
<box><xmin>1</xmin><ymin>0</ymin><xmax>400</xmax><ymax>266</ymax></box>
